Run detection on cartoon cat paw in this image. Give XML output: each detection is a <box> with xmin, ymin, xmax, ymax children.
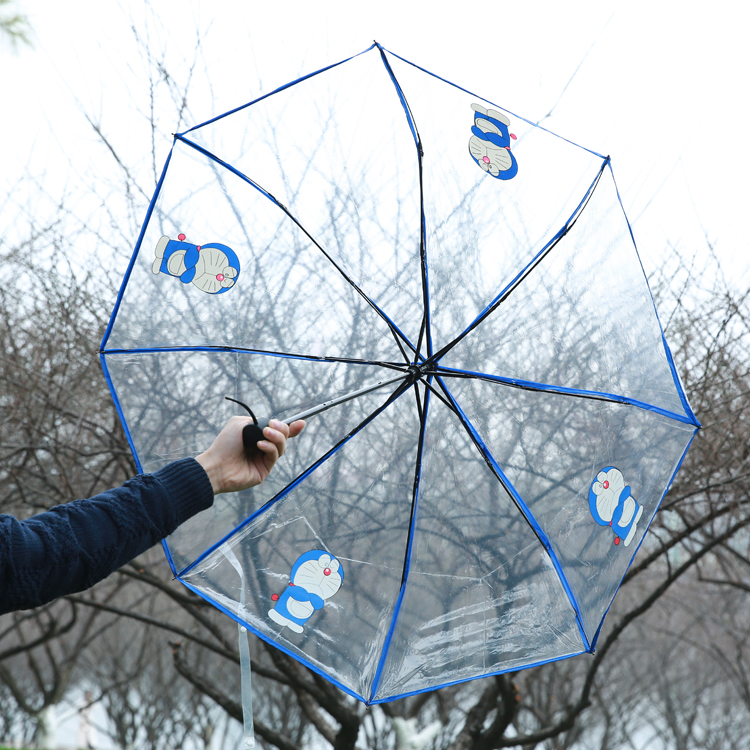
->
<box><xmin>152</xmin><ymin>236</ymin><xmax>170</xmax><ymax>274</ymax></box>
<box><xmin>166</xmin><ymin>251</ymin><xmax>188</xmax><ymax>277</ymax></box>
<box><xmin>620</xmin><ymin>504</ymin><xmax>644</xmax><ymax>547</ymax></box>
<box><xmin>473</xmin><ymin>118</ymin><xmax>501</xmax><ymax>137</ymax></box>
<box><xmin>268</xmin><ymin>608</ymin><xmax>304</xmax><ymax>633</ymax></box>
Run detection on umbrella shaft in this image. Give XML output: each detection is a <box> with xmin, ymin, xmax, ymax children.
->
<box><xmin>283</xmin><ymin>373</ymin><xmax>405</xmax><ymax>424</ymax></box>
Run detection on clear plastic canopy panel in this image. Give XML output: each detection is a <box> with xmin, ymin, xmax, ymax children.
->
<box><xmin>102</xmin><ymin>43</ymin><xmax>699</xmax><ymax>704</ymax></box>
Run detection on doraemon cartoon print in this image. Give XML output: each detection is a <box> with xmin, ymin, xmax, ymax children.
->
<box><xmin>468</xmin><ymin>103</ymin><xmax>518</xmax><ymax>180</ymax></box>
<box><xmin>588</xmin><ymin>467</ymin><xmax>644</xmax><ymax>547</ymax></box>
<box><xmin>268</xmin><ymin>551</ymin><xmax>343</xmax><ymax>634</ymax></box>
<box><xmin>152</xmin><ymin>233</ymin><xmax>240</xmax><ymax>294</ymax></box>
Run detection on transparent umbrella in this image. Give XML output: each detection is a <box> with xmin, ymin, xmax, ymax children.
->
<box><xmin>101</xmin><ymin>42</ymin><xmax>699</xmax><ymax>705</ymax></box>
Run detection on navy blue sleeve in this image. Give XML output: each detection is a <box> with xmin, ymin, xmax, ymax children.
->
<box><xmin>0</xmin><ymin>458</ymin><xmax>214</xmax><ymax>614</ymax></box>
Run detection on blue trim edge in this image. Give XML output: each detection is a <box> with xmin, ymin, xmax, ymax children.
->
<box><xmin>176</xmin><ymin>570</ymin><xmax>585</xmax><ymax>706</ymax></box>
<box><xmin>178</xmin><ymin>44</ymin><xmax>378</xmax><ymax>137</ymax></box>
<box><xmin>589</xmin><ymin>425</ymin><xmax>699</xmax><ymax>650</ymax></box>
<box><xmin>176</xmin><ymin>578</ymin><xmax>366</xmax><ymax>704</ymax></box>
<box><xmin>380</xmin><ymin>46</ymin><xmax>605</xmax><ymax>160</ymax></box>
<box><xmin>436</xmin><ymin>366</ymin><xmax>696</xmax><ymax>426</ymax></box>
<box><xmin>607</xmin><ymin>160</ymin><xmax>700</xmax><ymax>428</ymax></box>
<box><xmin>369</xmin><ymin>647</ymin><xmax>587</xmax><ymax>704</ymax></box>
<box><xmin>100</xmin><ymin>352</ymin><xmax>142</xmax><ymax>474</ymax></box>
<box><xmin>100</xmin><ymin>144</ymin><xmax>174</xmax><ymax>351</ymax></box>
<box><xmin>439</xmin><ymin>377</ymin><xmax>592</xmax><ymax>652</ymax></box>
<box><xmin>369</xmin><ymin>382</ymin><xmax>431</xmax><ymax>702</ymax></box>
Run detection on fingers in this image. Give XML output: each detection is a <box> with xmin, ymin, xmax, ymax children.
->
<box><xmin>256</xmin><ymin>439</ymin><xmax>280</xmax><ymax>468</ymax></box>
<box><xmin>255</xmin><ymin>419</ymin><xmax>306</xmax><ymax>466</ymax></box>
<box><xmin>199</xmin><ymin>416</ymin><xmax>305</xmax><ymax>495</ymax></box>
<box><xmin>256</xmin><ymin>419</ymin><xmax>287</xmax><ymax>463</ymax></box>
<box><xmin>257</xmin><ymin>419</ymin><xmax>305</xmax><ymax>454</ymax></box>
<box><xmin>289</xmin><ymin>419</ymin><xmax>306</xmax><ymax>438</ymax></box>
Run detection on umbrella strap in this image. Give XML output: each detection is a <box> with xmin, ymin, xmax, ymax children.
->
<box><xmin>220</xmin><ymin>544</ymin><xmax>256</xmax><ymax>749</ymax></box>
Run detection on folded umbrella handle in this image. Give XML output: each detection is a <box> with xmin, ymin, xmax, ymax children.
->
<box><xmin>224</xmin><ymin>397</ymin><xmax>271</xmax><ymax>452</ymax></box>
<box><xmin>241</xmin><ymin>417</ymin><xmax>270</xmax><ymax>452</ymax></box>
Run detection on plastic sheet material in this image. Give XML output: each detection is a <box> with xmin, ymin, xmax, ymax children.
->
<box><xmin>102</xmin><ymin>43</ymin><xmax>699</xmax><ymax>704</ymax></box>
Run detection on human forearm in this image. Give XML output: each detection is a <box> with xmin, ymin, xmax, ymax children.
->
<box><xmin>0</xmin><ymin>458</ymin><xmax>213</xmax><ymax>614</ymax></box>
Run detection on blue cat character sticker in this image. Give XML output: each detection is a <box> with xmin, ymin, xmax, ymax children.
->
<box><xmin>468</xmin><ymin>103</ymin><xmax>518</xmax><ymax>180</ymax></box>
<box><xmin>268</xmin><ymin>551</ymin><xmax>344</xmax><ymax>634</ymax></box>
<box><xmin>589</xmin><ymin>467</ymin><xmax>644</xmax><ymax>548</ymax></box>
<box><xmin>151</xmin><ymin>233</ymin><xmax>240</xmax><ymax>294</ymax></box>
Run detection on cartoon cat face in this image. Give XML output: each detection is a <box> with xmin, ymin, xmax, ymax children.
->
<box><xmin>191</xmin><ymin>246</ymin><xmax>239</xmax><ymax>294</ymax></box>
<box><xmin>591</xmin><ymin>468</ymin><xmax>626</xmax><ymax>523</ymax></box>
<box><xmin>469</xmin><ymin>137</ymin><xmax>514</xmax><ymax>176</ymax></box>
<box><xmin>292</xmin><ymin>553</ymin><xmax>343</xmax><ymax>600</ymax></box>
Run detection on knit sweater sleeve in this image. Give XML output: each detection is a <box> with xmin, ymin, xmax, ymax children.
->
<box><xmin>0</xmin><ymin>458</ymin><xmax>214</xmax><ymax>615</ymax></box>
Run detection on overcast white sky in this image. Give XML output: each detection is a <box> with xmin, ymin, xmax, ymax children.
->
<box><xmin>2</xmin><ymin>0</ymin><xmax>748</xmax><ymax>284</ymax></box>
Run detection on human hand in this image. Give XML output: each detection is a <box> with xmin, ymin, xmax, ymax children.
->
<box><xmin>195</xmin><ymin>417</ymin><xmax>305</xmax><ymax>495</ymax></box>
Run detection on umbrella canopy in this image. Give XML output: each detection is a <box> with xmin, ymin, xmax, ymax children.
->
<box><xmin>101</xmin><ymin>42</ymin><xmax>699</xmax><ymax>704</ymax></box>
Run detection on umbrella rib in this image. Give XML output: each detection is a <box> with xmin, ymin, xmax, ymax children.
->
<box><xmin>369</xmin><ymin>380</ymin><xmax>431</xmax><ymax>701</ymax></box>
<box><xmin>434</xmin><ymin>375</ymin><xmax>592</xmax><ymax>652</ymax></box>
<box><xmin>174</xmin><ymin>134</ymin><xmax>416</xmax><ymax>364</ymax></box>
<box><xmin>282</xmin><ymin>374</ymin><xmax>405</xmax><ymax>423</ymax></box>
<box><xmin>101</xmin><ymin>344</ymin><xmax>409</xmax><ymax>373</ymax></box>
<box><xmin>412</xmin><ymin>380</ymin><xmax>424</xmax><ymax>423</ymax></box>
<box><xmin>427</xmin><ymin>157</ymin><xmax>609</xmax><ymax>367</ymax></box>
<box><xmin>420</xmin><ymin>376</ymin><xmax>462</xmax><ymax>416</ymax></box>
<box><xmin>433</xmin><ymin>366</ymin><xmax>696</xmax><ymax>426</ymax></box>
<box><xmin>178</xmin><ymin>43</ymin><xmax>379</xmax><ymax>136</ymax></box>
<box><xmin>606</xmin><ymin>161</ymin><xmax>700</xmax><ymax>427</ymax></box>
<box><xmin>375</xmin><ymin>44</ymin><xmax>433</xmax><ymax>361</ymax></box>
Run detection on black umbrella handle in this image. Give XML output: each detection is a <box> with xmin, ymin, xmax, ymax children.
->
<box><xmin>242</xmin><ymin>418</ymin><xmax>270</xmax><ymax>452</ymax></box>
<box><xmin>224</xmin><ymin>397</ymin><xmax>271</xmax><ymax>452</ymax></box>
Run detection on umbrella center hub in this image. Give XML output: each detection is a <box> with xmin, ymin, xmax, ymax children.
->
<box><xmin>406</xmin><ymin>364</ymin><xmax>428</xmax><ymax>385</ymax></box>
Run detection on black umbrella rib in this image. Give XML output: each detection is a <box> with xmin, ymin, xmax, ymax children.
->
<box><xmin>102</xmin><ymin>344</ymin><xmax>409</xmax><ymax>373</ymax></box>
<box><xmin>375</xmin><ymin>44</ymin><xmax>432</xmax><ymax>362</ymax></box>
<box><xmin>435</xmin><ymin>368</ymin><xmax>621</xmax><ymax>404</ymax></box>
<box><xmin>434</xmin><ymin>373</ymin><xmax>549</xmax><ymax>534</ymax></box>
<box><xmin>426</xmin><ymin>157</ymin><xmax>610</xmax><ymax>367</ymax></box>
<box><xmin>412</xmin><ymin>379</ymin><xmax>424</xmax><ymax>422</ymax></box>
<box><xmin>432</xmin><ymin>375</ymin><xmax>590</xmax><ymax>647</ymax></box>
<box><xmin>369</xmin><ymin>377</ymin><xmax>431</xmax><ymax>701</ymax></box>
<box><xmin>174</xmin><ymin>134</ymin><xmax>416</xmax><ymax>364</ymax></box>
<box><xmin>420</xmin><ymin>375</ymin><xmax>462</xmax><ymax>416</ymax></box>
<box><xmin>432</xmin><ymin>367</ymin><xmax>696</xmax><ymax>425</ymax></box>
<box><xmin>401</xmin><ymin>382</ymin><xmax>430</xmax><ymax>587</ymax></box>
